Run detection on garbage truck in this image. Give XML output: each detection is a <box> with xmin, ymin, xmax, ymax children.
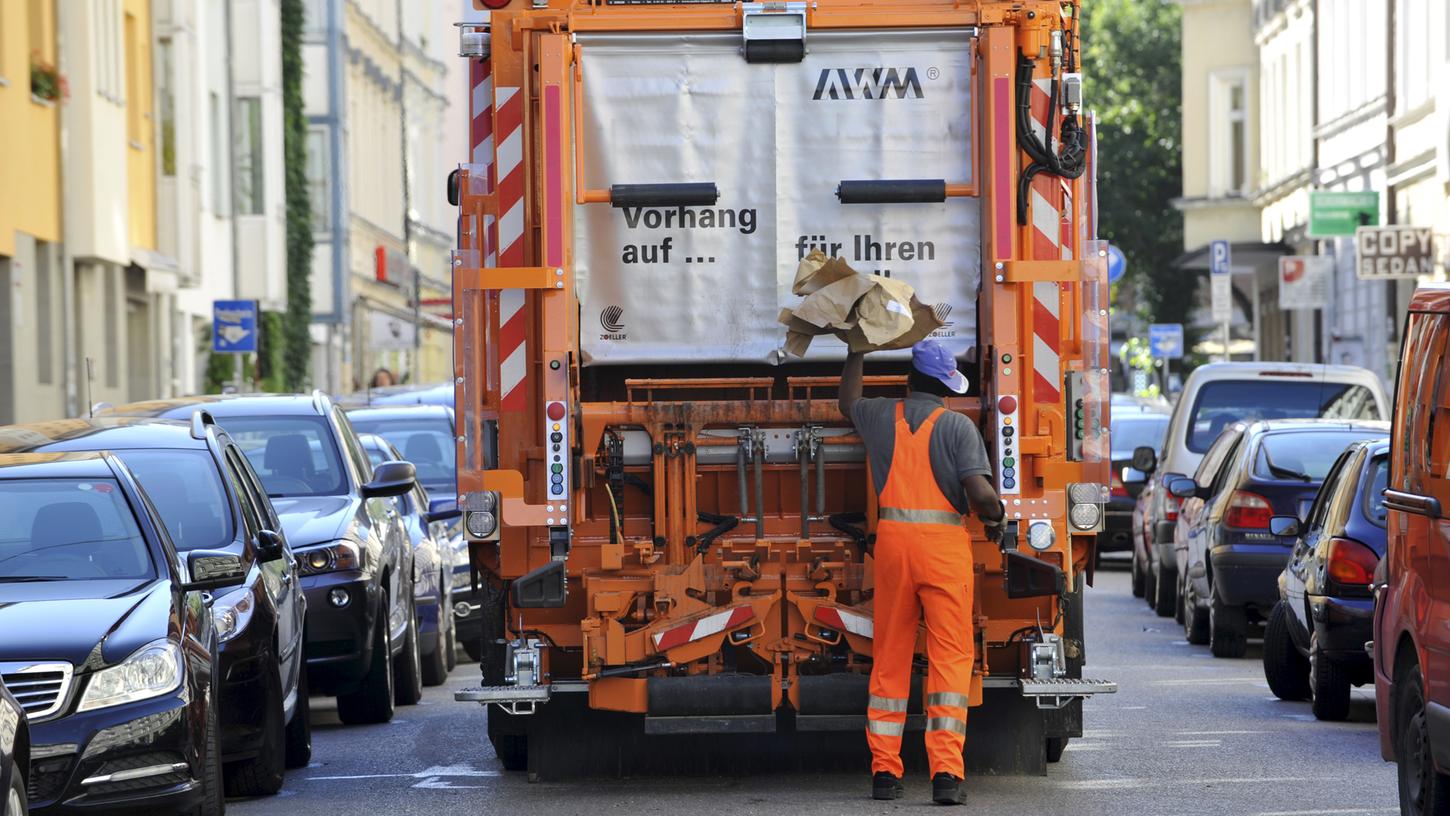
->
<box><xmin>448</xmin><ymin>0</ymin><xmax>1115</xmax><ymax>778</ymax></box>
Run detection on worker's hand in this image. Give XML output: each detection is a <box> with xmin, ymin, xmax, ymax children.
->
<box><xmin>981</xmin><ymin>517</ymin><xmax>1004</xmax><ymax>543</ymax></box>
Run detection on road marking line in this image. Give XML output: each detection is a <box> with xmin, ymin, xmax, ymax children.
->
<box><xmin>1151</xmin><ymin>677</ymin><xmax>1260</xmax><ymax>686</ymax></box>
<box><xmin>1162</xmin><ymin>740</ymin><xmax>1222</xmax><ymax>748</ymax></box>
<box><xmin>1176</xmin><ymin>730</ymin><xmax>1267</xmax><ymax>735</ymax></box>
<box><xmin>1254</xmin><ymin>809</ymin><xmax>1397</xmax><ymax>816</ymax></box>
<box><xmin>307</xmin><ymin>764</ymin><xmax>501</xmax><ymax>782</ymax></box>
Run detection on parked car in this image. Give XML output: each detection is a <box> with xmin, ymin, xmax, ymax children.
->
<box><xmin>340</xmin><ymin>382</ymin><xmax>454</xmax><ymax>408</ymax></box>
<box><xmin>1169</xmin><ymin>420</ymin><xmax>1389</xmax><ymax>658</ymax></box>
<box><xmin>0</xmin><ymin>414</ymin><xmax>312</xmax><ymax>794</ymax></box>
<box><xmin>344</xmin><ymin>405</ymin><xmax>476</xmax><ymax>661</ymax></box>
<box><xmin>1169</xmin><ymin>420</ymin><xmax>1249</xmax><ymax>634</ymax></box>
<box><xmin>1375</xmin><ymin>283</ymin><xmax>1450</xmax><ymax>815</ymax></box>
<box><xmin>1130</xmin><ymin>362</ymin><xmax>1388</xmax><ymax>619</ymax></box>
<box><xmin>0</xmin><ymin>452</ymin><xmax>240</xmax><ymax>814</ymax></box>
<box><xmin>1</xmin><ymin>681</ymin><xmax>27</xmax><ymax>816</ymax></box>
<box><xmin>357</xmin><ymin>433</ymin><xmax>458</xmax><ymax>686</ymax></box>
<box><xmin>1107</xmin><ymin>408</ymin><xmax>1170</xmax><ymax>573</ymax></box>
<box><xmin>1261</xmin><ymin>439</ymin><xmax>1388</xmax><ymax>720</ymax></box>
<box><xmin>102</xmin><ymin>393</ymin><xmax>424</xmax><ymax>724</ymax></box>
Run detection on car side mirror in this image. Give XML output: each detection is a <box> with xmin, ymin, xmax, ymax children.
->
<box><xmin>1131</xmin><ymin>446</ymin><xmax>1158</xmax><ymax>473</ymax></box>
<box><xmin>363</xmin><ymin>460</ymin><xmax>416</xmax><ymax>498</ymax></box>
<box><xmin>1167</xmin><ymin>477</ymin><xmax>1198</xmax><ymax>499</ymax></box>
<box><xmin>255</xmin><ymin>529</ymin><xmax>286</xmax><ymax>563</ymax></box>
<box><xmin>1269</xmin><ymin>515</ymin><xmax>1300</xmax><ymax>538</ymax></box>
<box><xmin>183</xmin><ymin>550</ymin><xmax>247</xmax><ymax>592</ymax></box>
<box><xmin>427</xmin><ymin>498</ymin><xmax>460</xmax><ymax>524</ymax></box>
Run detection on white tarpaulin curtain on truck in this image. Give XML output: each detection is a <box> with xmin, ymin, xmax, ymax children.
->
<box><xmin>573</xmin><ymin>29</ymin><xmax>981</xmax><ymax>365</ymax></box>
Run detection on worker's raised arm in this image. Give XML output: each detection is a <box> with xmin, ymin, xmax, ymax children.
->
<box><xmin>838</xmin><ymin>351</ymin><xmax>866</xmax><ymax>419</ymax></box>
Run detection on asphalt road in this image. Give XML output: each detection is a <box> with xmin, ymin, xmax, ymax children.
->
<box><xmin>231</xmin><ymin>563</ymin><xmax>1400</xmax><ymax>816</ymax></box>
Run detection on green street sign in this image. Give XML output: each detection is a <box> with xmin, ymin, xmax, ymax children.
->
<box><xmin>1309</xmin><ymin>191</ymin><xmax>1380</xmax><ymax>238</ymax></box>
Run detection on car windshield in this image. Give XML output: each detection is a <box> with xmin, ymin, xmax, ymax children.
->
<box><xmin>348</xmin><ymin>417</ymin><xmax>455</xmax><ymax>488</ymax></box>
<box><xmin>1252</xmin><ymin>431</ymin><xmax>1389</xmax><ymax>482</ymax></box>
<box><xmin>1111</xmin><ymin>415</ymin><xmax>1169</xmax><ymax>458</ymax></box>
<box><xmin>1186</xmin><ymin>380</ymin><xmax>1380</xmax><ymax>453</ymax></box>
<box><xmin>222</xmin><ymin>416</ymin><xmax>349</xmax><ymax>497</ymax></box>
<box><xmin>1363</xmin><ymin>454</ymin><xmax>1389</xmax><ymax>528</ymax></box>
<box><xmin>0</xmin><ymin>478</ymin><xmax>155</xmax><ymax>581</ymax></box>
<box><xmin>118</xmin><ymin>449</ymin><xmax>235</xmax><ymax>551</ymax></box>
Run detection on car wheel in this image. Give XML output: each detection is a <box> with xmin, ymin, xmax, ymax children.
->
<box><xmin>1143</xmin><ymin>553</ymin><xmax>1158</xmax><ymax>609</ymax></box>
<box><xmin>284</xmin><ymin>659</ymin><xmax>312</xmax><ymax>770</ymax></box>
<box><xmin>1262</xmin><ymin>602</ymin><xmax>1310</xmax><ymax>700</ymax></box>
<box><xmin>337</xmin><ymin>598</ymin><xmax>396</xmax><ymax>725</ymax></box>
<box><xmin>1045</xmin><ymin>736</ymin><xmax>1069</xmax><ymax>763</ymax></box>
<box><xmin>1174</xmin><ymin>572</ymin><xmax>1186</xmax><ymax>624</ymax></box>
<box><xmin>422</xmin><ymin>606</ymin><xmax>450</xmax><ymax>688</ymax></box>
<box><xmin>224</xmin><ymin>661</ymin><xmax>286</xmax><ymax>796</ymax></box>
<box><xmin>188</xmin><ymin>678</ymin><xmax>224</xmax><ymax>816</ymax></box>
<box><xmin>444</xmin><ymin>572</ymin><xmax>459</xmax><ymax>672</ymax></box>
<box><xmin>1130</xmin><ymin>547</ymin><xmax>1145</xmax><ymax>598</ymax></box>
<box><xmin>1399</xmin><ymin>660</ymin><xmax>1450</xmax><ymax>816</ymax></box>
<box><xmin>1152</xmin><ymin>558</ymin><xmax>1176</xmax><ymax>618</ymax></box>
<box><xmin>1208</xmin><ymin>583</ymin><xmax>1248</xmax><ymax>659</ymax></box>
<box><xmin>395</xmin><ymin>602</ymin><xmax>425</xmax><ymax>705</ymax></box>
<box><xmin>1310</xmin><ymin>632</ymin><xmax>1352</xmax><ymax>721</ymax></box>
<box><xmin>1182</xmin><ymin>577</ymin><xmax>1210</xmax><ymax>645</ymax></box>
<box><xmin>8</xmin><ymin>761</ymin><xmax>27</xmax><ymax>816</ymax></box>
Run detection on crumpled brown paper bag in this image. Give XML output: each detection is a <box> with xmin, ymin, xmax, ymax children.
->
<box><xmin>779</xmin><ymin>251</ymin><xmax>945</xmax><ymax>356</ymax></box>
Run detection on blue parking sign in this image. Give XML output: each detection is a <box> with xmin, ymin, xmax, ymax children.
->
<box><xmin>1149</xmin><ymin>323</ymin><xmax>1184</xmax><ymax>360</ymax></box>
<box><xmin>1210</xmin><ymin>240</ymin><xmax>1232</xmax><ymax>276</ymax></box>
<box><xmin>213</xmin><ymin>300</ymin><xmax>259</xmax><ymax>354</ymax></box>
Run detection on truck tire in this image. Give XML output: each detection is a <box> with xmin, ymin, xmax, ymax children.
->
<box><xmin>488</xmin><ymin>715</ymin><xmax>528</xmax><ymax>772</ymax></box>
<box><xmin>1310</xmin><ymin>633</ymin><xmax>1351</xmax><ymax>721</ymax></box>
<box><xmin>1397</xmin><ymin>658</ymin><xmax>1450</xmax><ymax>816</ymax></box>
<box><xmin>338</xmin><ymin>599</ymin><xmax>396</xmax><ymax>725</ymax></box>
<box><xmin>479</xmin><ymin>580</ymin><xmax>508</xmax><ymax>683</ymax></box>
<box><xmin>1208</xmin><ymin>584</ymin><xmax>1248</xmax><ymax>659</ymax></box>
<box><xmin>1262</xmin><ymin>602</ymin><xmax>1309</xmax><ymax>700</ymax></box>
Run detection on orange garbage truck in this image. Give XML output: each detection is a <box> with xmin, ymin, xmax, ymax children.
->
<box><xmin>449</xmin><ymin>0</ymin><xmax>1115</xmax><ymax>778</ymax></box>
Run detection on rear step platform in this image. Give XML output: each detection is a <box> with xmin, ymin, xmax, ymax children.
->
<box><xmin>456</xmin><ymin>685</ymin><xmax>551</xmax><ymax>714</ymax></box>
<box><xmin>1020</xmin><ymin>677</ymin><xmax>1117</xmax><ymax>709</ymax></box>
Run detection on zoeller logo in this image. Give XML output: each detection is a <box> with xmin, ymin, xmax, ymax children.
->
<box><xmin>600</xmin><ymin>306</ymin><xmax>626</xmax><ymax>340</ymax></box>
<box><xmin>812</xmin><ymin>67</ymin><xmax>924</xmax><ymax>100</ymax></box>
<box><xmin>932</xmin><ymin>302</ymin><xmax>955</xmax><ymax>327</ymax></box>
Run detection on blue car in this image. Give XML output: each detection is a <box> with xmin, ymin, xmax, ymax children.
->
<box><xmin>1263</xmin><ymin>439</ymin><xmax>1389</xmax><ymax>721</ymax></box>
<box><xmin>1168</xmin><ymin>419</ymin><xmax>1389</xmax><ymax>658</ymax></box>
<box><xmin>356</xmin><ymin>433</ymin><xmax>458</xmax><ymax>686</ymax></box>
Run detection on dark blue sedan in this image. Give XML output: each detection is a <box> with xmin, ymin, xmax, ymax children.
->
<box><xmin>1168</xmin><ymin>420</ymin><xmax>1389</xmax><ymax>659</ymax></box>
<box><xmin>1262</xmin><ymin>439</ymin><xmax>1389</xmax><ymax>720</ymax></box>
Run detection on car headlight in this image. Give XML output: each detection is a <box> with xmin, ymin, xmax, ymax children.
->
<box><xmin>212</xmin><ymin>588</ymin><xmax>255</xmax><ymax>643</ymax></box>
<box><xmin>296</xmin><ymin>540</ymin><xmax>363</xmax><ymax>575</ymax></box>
<box><xmin>77</xmin><ymin>640</ymin><xmax>183</xmax><ymax>712</ymax></box>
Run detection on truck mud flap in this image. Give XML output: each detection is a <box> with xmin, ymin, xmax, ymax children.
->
<box><xmin>511</xmin><ymin>561</ymin><xmax>566</xmax><ymax>608</ymax></box>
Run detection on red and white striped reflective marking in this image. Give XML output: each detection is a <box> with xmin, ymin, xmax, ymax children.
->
<box><xmin>814</xmin><ymin>606</ymin><xmax>874</xmax><ymax>639</ymax></box>
<box><xmin>468</xmin><ymin>59</ymin><xmax>497</xmax><ymax>267</ymax></box>
<box><xmin>493</xmin><ymin>84</ymin><xmax>527</xmax><ymax>411</ymax></box>
<box><xmin>653</xmin><ymin>606</ymin><xmax>756</xmax><ymax>652</ymax></box>
<box><xmin>1033</xmin><ymin>282</ymin><xmax>1061</xmax><ymax>401</ymax></box>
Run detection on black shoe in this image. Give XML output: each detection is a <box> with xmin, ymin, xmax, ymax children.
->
<box><xmin>932</xmin><ymin>773</ymin><xmax>967</xmax><ymax>805</ymax></box>
<box><xmin>872</xmin><ymin>772</ymin><xmax>904</xmax><ymax>800</ymax></box>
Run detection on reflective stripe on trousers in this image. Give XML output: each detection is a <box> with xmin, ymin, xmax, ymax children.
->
<box><xmin>866</xmin><ymin>402</ymin><xmax>975</xmax><ymax>780</ymax></box>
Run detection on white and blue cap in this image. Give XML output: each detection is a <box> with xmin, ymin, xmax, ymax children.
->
<box><xmin>910</xmin><ymin>339</ymin><xmax>968</xmax><ymax>394</ymax></box>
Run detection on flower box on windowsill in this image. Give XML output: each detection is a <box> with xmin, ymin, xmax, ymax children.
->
<box><xmin>31</xmin><ymin>94</ymin><xmax>55</xmax><ymax>108</ymax></box>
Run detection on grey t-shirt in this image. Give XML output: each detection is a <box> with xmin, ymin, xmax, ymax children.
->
<box><xmin>850</xmin><ymin>392</ymin><xmax>993</xmax><ymax>515</ymax></box>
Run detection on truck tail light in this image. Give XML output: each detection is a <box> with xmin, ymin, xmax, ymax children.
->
<box><xmin>1328</xmin><ymin>537</ymin><xmax>1378</xmax><ymax>586</ymax></box>
<box><xmin>1224</xmin><ymin>491</ymin><xmax>1273</xmax><ymax>529</ymax></box>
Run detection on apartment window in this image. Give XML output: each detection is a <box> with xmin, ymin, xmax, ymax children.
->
<box><xmin>211</xmin><ymin>92</ymin><xmax>228</xmax><ymax>214</ymax></box>
<box><xmin>307</xmin><ymin>128</ymin><xmax>332</xmax><ymax>231</ymax></box>
<box><xmin>235</xmin><ymin>97</ymin><xmax>264</xmax><ymax>214</ymax></box>
<box><xmin>1396</xmin><ymin>0</ymin><xmax>1445</xmax><ymax>113</ymax></box>
<box><xmin>35</xmin><ymin>242</ymin><xmax>52</xmax><ymax>385</ymax></box>
<box><xmin>158</xmin><ymin>39</ymin><xmax>176</xmax><ymax>175</ymax></box>
<box><xmin>304</xmin><ymin>0</ymin><xmax>328</xmax><ymax>34</ymax></box>
<box><xmin>124</xmin><ymin>12</ymin><xmax>140</xmax><ymax>145</ymax></box>
<box><xmin>29</xmin><ymin>0</ymin><xmax>51</xmax><ymax>63</ymax></box>
<box><xmin>1210</xmin><ymin>71</ymin><xmax>1249</xmax><ymax>196</ymax></box>
<box><xmin>94</xmin><ymin>0</ymin><xmax>123</xmax><ymax>101</ymax></box>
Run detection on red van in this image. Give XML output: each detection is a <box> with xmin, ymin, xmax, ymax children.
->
<box><xmin>1376</xmin><ymin>283</ymin><xmax>1450</xmax><ymax>816</ymax></box>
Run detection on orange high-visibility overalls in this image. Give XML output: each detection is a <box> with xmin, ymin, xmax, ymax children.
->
<box><xmin>865</xmin><ymin>402</ymin><xmax>974</xmax><ymax>780</ymax></box>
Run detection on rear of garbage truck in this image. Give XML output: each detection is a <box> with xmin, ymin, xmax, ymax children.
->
<box><xmin>449</xmin><ymin>0</ymin><xmax>1115</xmax><ymax>778</ymax></box>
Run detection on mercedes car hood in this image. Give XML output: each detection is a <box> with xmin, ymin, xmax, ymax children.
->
<box><xmin>0</xmin><ymin>579</ymin><xmax>173</xmax><ymax>666</ymax></box>
<box><xmin>268</xmin><ymin>495</ymin><xmax>356</xmax><ymax>548</ymax></box>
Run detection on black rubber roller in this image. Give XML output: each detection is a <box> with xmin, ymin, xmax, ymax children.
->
<box><xmin>647</xmin><ymin>675</ymin><xmax>772</xmax><ymax>716</ymax></box>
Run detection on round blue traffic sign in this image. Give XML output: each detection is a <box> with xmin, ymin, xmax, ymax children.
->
<box><xmin>1107</xmin><ymin>245</ymin><xmax>1127</xmax><ymax>284</ymax></box>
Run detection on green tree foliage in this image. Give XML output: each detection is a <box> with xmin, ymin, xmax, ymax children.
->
<box><xmin>1081</xmin><ymin>0</ymin><xmax>1193</xmax><ymax>327</ymax></box>
<box><xmin>281</xmin><ymin>0</ymin><xmax>313</xmax><ymax>390</ymax></box>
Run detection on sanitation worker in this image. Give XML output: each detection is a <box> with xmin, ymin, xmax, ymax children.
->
<box><xmin>838</xmin><ymin>339</ymin><xmax>1005</xmax><ymax>806</ymax></box>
